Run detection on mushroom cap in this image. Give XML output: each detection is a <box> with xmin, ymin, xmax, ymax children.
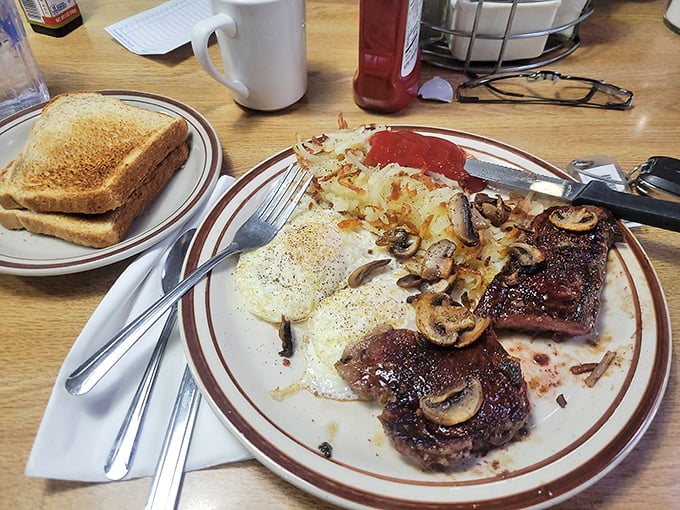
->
<box><xmin>376</xmin><ymin>228</ymin><xmax>421</xmax><ymax>259</ymax></box>
<box><xmin>419</xmin><ymin>376</ymin><xmax>484</xmax><ymax>426</ymax></box>
<box><xmin>448</xmin><ymin>192</ymin><xmax>480</xmax><ymax>247</ymax></box>
<box><xmin>420</xmin><ymin>239</ymin><xmax>457</xmax><ymax>280</ymax></box>
<box><xmin>508</xmin><ymin>242</ymin><xmax>545</xmax><ymax>266</ymax></box>
<box><xmin>549</xmin><ymin>206</ymin><xmax>599</xmax><ymax>232</ymax></box>
<box><xmin>412</xmin><ymin>292</ymin><xmax>475</xmax><ymax>346</ymax></box>
<box><xmin>348</xmin><ymin>259</ymin><xmax>392</xmax><ymax>288</ymax></box>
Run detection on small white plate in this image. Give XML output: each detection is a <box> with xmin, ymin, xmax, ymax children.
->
<box><xmin>180</xmin><ymin>127</ymin><xmax>671</xmax><ymax>509</ymax></box>
<box><xmin>0</xmin><ymin>90</ymin><xmax>222</xmax><ymax>276</ymax></box>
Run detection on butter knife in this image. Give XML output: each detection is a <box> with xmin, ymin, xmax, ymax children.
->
<box><xmin>145</xmin><ymin>365</ymin><xmax>200</xmax><ymax>510</ymax></box>
<box><xmin>464</xmin><ymin>159</ymin><xmax>680</xmax><ymax>232</ymax></box>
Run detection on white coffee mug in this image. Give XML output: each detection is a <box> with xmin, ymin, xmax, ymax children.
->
<box><xmin>665</xmin><ymin>0</ymin><xmax>680</xmax><ymax>33</ymax></box>
<box><xmin>191</xmin><ymin>0</ymin><xmax>307</xmax><ymax>111</ymax></box>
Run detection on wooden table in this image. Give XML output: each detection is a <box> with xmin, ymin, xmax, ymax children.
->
<box><xmin>2</xmin><ymin>1</ymin><xmax>679</xmax><ymax>508</ymax></box>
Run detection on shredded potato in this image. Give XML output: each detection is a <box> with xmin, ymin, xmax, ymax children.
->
<box><xmin>294</xmin><ymin>123</ymin><xmax>550</xmax><ymax>305</ymax></box>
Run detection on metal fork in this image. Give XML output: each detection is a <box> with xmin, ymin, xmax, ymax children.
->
<box><xmin>65</xmin><ymin>163</ymin><xmax>312</xmax><ymax>396</ymax></box>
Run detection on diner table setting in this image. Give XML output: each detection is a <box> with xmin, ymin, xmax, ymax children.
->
<box><xmin>2</xmin><ymin>0</ymin><xmax>680</xmax><ymax>508</ymax></box>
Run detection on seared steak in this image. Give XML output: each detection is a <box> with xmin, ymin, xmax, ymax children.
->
<box><xmin>335</xmin><ymin>327</ymin><xmax>531</xmax><ymax>471</ymax></box>
<box><xmin>476</xmin><ymin>205</ymin><xmax>623</xmax><ymax>336</ymax></box>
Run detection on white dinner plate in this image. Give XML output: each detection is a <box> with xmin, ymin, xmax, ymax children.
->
<box><xmin>179</xmin><ymin>126</ymin><xmax>671</xmax><ymax>509</ymax></box>
<box><xmin>0</xmin><ymin>90</ymin><xmax>222</xmax><ymax>276</ymax></box>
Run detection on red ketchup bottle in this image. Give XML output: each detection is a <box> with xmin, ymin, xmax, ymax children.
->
<box><xmin>353</xmin><ymin>0</ymin><xmax>423</xmax><ymax>113</ymax></box>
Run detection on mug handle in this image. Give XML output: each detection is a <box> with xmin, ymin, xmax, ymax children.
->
<box><xmin>191</xmin><ymin>13</ymin><xmax>249</xmax><ymax>97</ymax></box>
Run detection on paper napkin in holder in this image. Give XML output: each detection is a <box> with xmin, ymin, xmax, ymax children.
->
<box><xmin>26</xmin><ymin>175</ymin><xmax>254</xmax><ymax>482</ymax></box>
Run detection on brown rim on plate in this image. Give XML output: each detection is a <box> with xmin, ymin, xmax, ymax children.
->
<box><xmin>180</xmin><ymin>127</ymin><xmax>671</xmax><ymax>509</ymax></box>
<box><xmin>0</xmin><ymin>90</ymin><xmax>222</xmax><ymax>276</ymax></box>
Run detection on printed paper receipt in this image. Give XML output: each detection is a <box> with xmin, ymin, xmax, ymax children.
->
<box><xmin>105</xmin><ymin>0</ymin><xmax>211</xmax><ymax>55</ymax></box>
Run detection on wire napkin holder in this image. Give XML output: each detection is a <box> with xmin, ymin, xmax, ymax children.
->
<box><xmin>420</xmin><ymin>0</ymin><xmax>594</xmax><ymax>75</ymax></box>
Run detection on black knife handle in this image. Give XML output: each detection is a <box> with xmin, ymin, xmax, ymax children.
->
<box><xmin>572</xmin><ymin>180</ymin><xmax>680</xmax><ymax>232</ymax></box>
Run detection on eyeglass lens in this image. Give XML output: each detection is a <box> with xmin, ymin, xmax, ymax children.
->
<box><xmin>458</xmin><ymin>73</ymin><xmax>632</xmax><ymax>108</ymax></box>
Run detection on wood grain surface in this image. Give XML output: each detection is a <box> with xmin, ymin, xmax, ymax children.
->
<box><xmin>1</xmin><ymin>1</ymin><xmax>679</xmax><ymax>508</ymax></box>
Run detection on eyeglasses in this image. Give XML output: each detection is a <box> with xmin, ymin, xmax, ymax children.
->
<box><xmin>456</xmin><ymin>70</ymin><xmax>634</xmax><ymax>110</ymax></box>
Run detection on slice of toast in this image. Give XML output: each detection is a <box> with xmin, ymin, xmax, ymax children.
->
<box><xmin>0</xmin><ymin>92</ymin><xmax>189</xmax><ymax>214</ymax></box>
<box><xmin>0</xmin><ymin>143</ymin><xmax>189</xmax><ymax>248</ymax></box>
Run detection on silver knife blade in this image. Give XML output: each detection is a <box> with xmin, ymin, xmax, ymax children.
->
<box><xmin>463</xmin><ymin>158</ymin><xmax>680</xmax><ymax>232</ymax></box>
<box><xmin>464</xmin><ymin>158</ymin><xmax>585</xmax><ymax>200</ymax></box>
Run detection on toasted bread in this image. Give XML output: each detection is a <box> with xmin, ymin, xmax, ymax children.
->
<box><xmin>0</xmin><ymin>143</ymin><xmax>189</xmax><ymax>248</ymax></box>
<box><xmin>0</xmin><ymin>92</ymin><xmax>189</xmax><ymax>214</ymax></box>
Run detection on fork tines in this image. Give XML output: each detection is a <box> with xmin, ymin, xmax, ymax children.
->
<box><xmin>256</xmin><ymin>163</ymin><xmax>312</xmax><ymax>228</ymax></box>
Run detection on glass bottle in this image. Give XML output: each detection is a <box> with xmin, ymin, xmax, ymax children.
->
<box><xmin>0</xmin><ymin>0</ymin><xmax>50</xmax><ymax>120</ymax></box>
<box><xmin>353</xmin><ymin>0</ymin><xmax>423</xmax><ymax>113</ymax></box>
<box><xmin>17</xmin><ymin>0</ymin><xmax>82</xmax><ymax>37</ymax></box>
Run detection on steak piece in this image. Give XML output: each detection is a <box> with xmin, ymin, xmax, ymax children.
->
<box><xmin>335</xmin><ymin>327</ymin><xmax>531</xmax><ymax>471</ymax></box>
<box><xmin>476</xmin><ymin>205</ymin><xmax>623</xmax><ymax>336</ymax></box>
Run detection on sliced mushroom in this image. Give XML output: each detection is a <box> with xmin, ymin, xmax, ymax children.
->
<box><xmin>398</xmin><ymin>272</ymin><xmax>457</xmax><ymax>293</ymax></box>
<box><xmin>420</xmin><ymin>239</ymin><xmax>457</xmax><ymax>280</ymax></box>
<box><xmin>421</xmin><ymin>273</ymin><xmax>458</xmax><ymax>294</ymax></box>
<box><xmin>474</xmin><ymin>193</ymin><xmax>511</xmax><ymax>227</ymax></box>
<box><xmin>419</xmin><ymin>376</ymin><xmax>483</xmax><ymax>426</ymax></box>
<box><xmin>499</xmin><ymin>355</ymin><xmax>524</xmax><ymax>387</ymax></box>
<box><xmin>348</xmin><ymin>259</ymin><xmax>391</xmax><ymax>288</ymax></box>
<box><xmin>376</xmin><ymin>228</ymin><xmax>421</xmax><ymax>258</ymax></box>
<box><xmin>448</xmin><ymin>192</ymin><xmax>480</xmax><ymax>247</ymax></box>
<box><xmin>470</xmin><ymin>206</ymin><xmax>490</xmax><ymax>230</ymax></box>
<box><xmin>396</xmin><ymin>273</ymin><xmax>425</xmax><ymax>288</ymax></box>
<box><xmin>278</xmin><ymin>316</ymin><xmax>294</xmax><ymax>357</ymax></box>
<box><xmin>548</xmin><ymin>206</ymin><xmax>599</xmax><ymax>232</ymax></box>
<box><xmin>411</xmin><ymin>292</ymin><xmax>475</xmax><ymax>346</ymax></box>
<box><xmin>508</xmin><ymin>242</ymin><xmax>545</xmax><ymax>266</ymax></box>
<box><xmin>457</xmin><ymin>316</ymin><xmax>491</xmax><ymax>347</ymax></box>
<box><xmin>459</xmin><ymin>290</ymin><xmax>472</xmax><ymax>309</ymax></box>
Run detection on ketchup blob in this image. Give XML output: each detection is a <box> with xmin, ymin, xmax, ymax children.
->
<box><xmin>365</xmin><ymin>130</ymin><xmax>486</xmax><ymax>193</ymax></box>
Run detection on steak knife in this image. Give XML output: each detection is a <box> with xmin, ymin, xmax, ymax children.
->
<box><xmin>464</xmin><ymin>159</ymin><xmax>680</xmax><ymax>232</ymax></box>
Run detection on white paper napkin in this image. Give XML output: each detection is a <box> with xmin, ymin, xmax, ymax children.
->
<box><xmin>105</xmin><ymin>0</ymin><xmax>211</xmax><ymax>56</ymax></box>
<box><xmin>26</xmin><ymin>175</ymin><xmax>253</xmax><ymax>482</ymax></box>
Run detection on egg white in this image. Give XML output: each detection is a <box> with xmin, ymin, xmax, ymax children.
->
<box><xmin>300</xmin><ymin>269</ymin><xmax>416</xmax><ymax>400</ymax></box>
<box><xmin>234</xmin><ymin>205</ymin><xmax>381</xmax><ymax>323</ymax></box>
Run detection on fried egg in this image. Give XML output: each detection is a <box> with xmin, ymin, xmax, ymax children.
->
<box><xmin>300</xmin><ymin>270</ymin><xmax>416</xmax><ymax>400</ymax></box>
<box><xmin>234</xmin><ymin>205</ymin><xmax>382</xmax><ymax>323</ymax></box>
